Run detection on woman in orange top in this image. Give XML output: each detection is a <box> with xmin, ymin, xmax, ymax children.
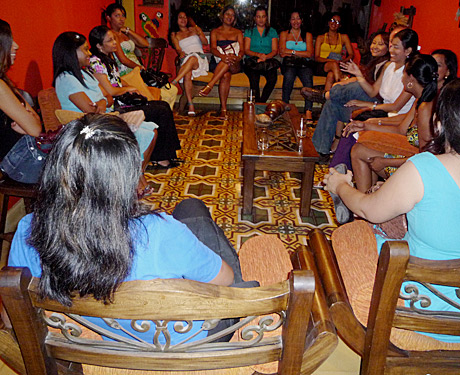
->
<box><xmin>314</xmin><ymin>13</ymin><xmax>353</xmax><ymax>91</ymax></box>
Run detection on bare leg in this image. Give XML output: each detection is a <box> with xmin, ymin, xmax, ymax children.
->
<box><xmin>138</xmin><ymin>129</ymin><xmax>157</xmax><ymax>194</ymax></box>
<box><xmin>324</xmin><ymin>61</ymin><xmax>341</xmax><ymax>91</ymax></box>
<box><xmin>324</xmin><ymin>71</ymin><xmax>335</xmax><ymax>91</ymax></box>
<box><xmin>173</xmin><ymin>56</ymin><xmax>199</xmax><ymax>84</ymax></box>
<box><xmin>351</xmin><ymin>143</ymin><xmax>385</xmax><ymax>192</ymax></box>
<box><xmin>218</xmin><ymin>71</ymin><xmax>232</xmax><ymax>114</ymax></box>
<box><xmin>205</xmin><ymin>62</ymin><xmax>230</xmax><ymax>91</ymax></box>
<box><xmin>183</xmin><ymin>71</ymin><xmax>195</xmax><ymax>113</ymax></box>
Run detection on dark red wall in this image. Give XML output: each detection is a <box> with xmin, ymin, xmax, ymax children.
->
<box><xmin>369</xmin><ymin>0</ymin><xmax>460</xmax><ymax>63</ymax></box>
<box><xmin>3</xmin><ymin>0</ymin><xmax>112</xmax><ymax>97</ymax></box>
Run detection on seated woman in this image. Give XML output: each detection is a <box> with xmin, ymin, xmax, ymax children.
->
<box><xmin>8</xmin><ymin>113</ymin><xmax>248</xmax><ymax>345</ymax></box>
<box><xmin>323</xmin><ymin>79</ymin><xmax>460</xmax><ymax>343</ymax></box>
<box><xmin>344</xmin><ymin>54</ymin><xmax>439</xmax><ymax>192</ymax></box>
<box><xmin>170</xmin><ymin>10</ymin><xmax>209</xmax><ymax>117</ymax></box>
<box><xmin>199</xmin><ymin>5</ymin><xmax>244</xmax><ymax>120</ymax></box>
<box><xmin>104</xmin><ymin>3</ymin><xmax>148</xmax><ymax>77</ymax></box>
<box><xmin>0</xmin><ymin>19</ymin><xmax>44</xmax><ymax>184</ymax></box>
<box><xmin>243</xmin><ymin>6</ymin><xmax>279</xmax><ymax>104</ymax></box>
<box><xmin>52</xmin><ymin>31</ymin><xmax>156</xmax><ymax>195</ymax></box>
<box><xmin>314</xmin><ymin>13</ymin><xmax>353</xmax><ymax>92</ymax></box>
<box><xmin>279</xmin><ymin>10</ymin><xmax>314</xmax><ymax>123</ymax></box>
<box><xmin>312</xmin><ymin>28</ymin><xmax>417</xmax><ymax>158</ymax></box>
<box><xmin>331</xmin><ymin>49</ymin><xmax>457</xmax><ymax>172</ymax></box>
<box><xmin>88</xmin><ymin>25</ymin><xmax>181</xmax><ymax>169</ymax></box>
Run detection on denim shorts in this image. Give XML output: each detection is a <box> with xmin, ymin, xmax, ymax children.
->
<box><xmin>0</xmin><ymin>135</ymin><xmax>47</xmax><ymax>184</ymax></box>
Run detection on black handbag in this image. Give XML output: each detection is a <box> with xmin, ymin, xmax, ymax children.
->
<box><xmin>244</xmin><ymin>57</ymin><xmax>280</xmax><ymax>72</ymax></box>
<box><xmin>140</xmin><ymin>68</ymin><xmax>170</xmax><ymax>88</ymax></box>
<box><xmin>282</xmin><ymin>56</ymin><xmax>313</xmax><ymax>69</ymax></box>
<box><xmin>115</xmin><ymin>92</ymin><xmax>148</xmax><ymax>108</ymax></box>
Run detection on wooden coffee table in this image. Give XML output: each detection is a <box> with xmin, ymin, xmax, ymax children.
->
<box><xmin>241</xmin><ymin>102</ymin><xmax>319</xmax><ymax>220</ymax></box>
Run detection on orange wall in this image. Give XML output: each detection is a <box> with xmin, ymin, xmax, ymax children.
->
<box><xmin>2</xmin><ymin>0</ymin><xmax>112</xmax><ymax>96</ymax></box>
<box><xmin>369</xmin><ymin>0</ymin><xmax>460</xmax><ymax>63</ymax></box>
<box><xmin>133</xmin><ymin>0</ymin><xmax>177</xmax><ymax>77</ymax></box>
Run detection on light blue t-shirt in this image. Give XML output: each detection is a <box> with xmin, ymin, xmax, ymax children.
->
<box><xmin>244</xmin><ymin>27</ymin><xmax>278</xmax><ymax>55</ymax></box>
<box><xmin>8</xmin><ymin>212</ymin><xmax>222</xmax><ymax>344</ymax></box>
<box><xmin>55</xmin><ymin>71</ymin><xmax>108</xmax><ymax>113</ymax></box>
<box><xmin>377</xmin><ymin>152</ymin><xmax>460</xmax><ymax>343</ymax></box>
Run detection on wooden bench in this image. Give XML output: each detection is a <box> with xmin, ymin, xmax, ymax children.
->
<box><xmin>178</xmin><ymin>71</ymin><xmax>326</xmax><ymax>113</ymax></box>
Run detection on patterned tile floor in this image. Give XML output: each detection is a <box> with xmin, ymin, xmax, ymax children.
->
<box><xmin>143</xmin><ymin>109</ymin><xmax>339</xmax><ymax>253</ymax></box>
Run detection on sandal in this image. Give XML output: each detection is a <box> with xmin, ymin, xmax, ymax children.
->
<box><xmin>218</xmin><ymin>110</ymin><xmax>228</xmax><ymax>121</ymax></box>
<box><xmin>187</xmin><ymin>102</ymin><xmax>196</xmax><ymax>117</ymax></box>
<box><xmin>199</xmin><ymin>85</ymin><xmax>212</xmax><ymax>97</ymax></box>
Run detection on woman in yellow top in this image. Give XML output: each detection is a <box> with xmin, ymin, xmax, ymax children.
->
<box><xmin>315</xmin><ymin>13</ymin><xmax>353</xmax><ymax>91</ymax></box>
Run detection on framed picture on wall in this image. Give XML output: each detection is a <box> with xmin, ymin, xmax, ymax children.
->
<box><xmin>143</xmin><ymin>0</ymin><xmax>164</xmax><ymax>6</ymax></box>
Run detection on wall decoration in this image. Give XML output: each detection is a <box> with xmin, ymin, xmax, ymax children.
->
<box><xmin>140</xmin><ymin>11</ymin><xmax>163</xmax><ymax>38</ymax></box>
<box><xmin>142</xmin><ymin>0</ymin><xmax>164</xmax><ymax>6</ymax></box>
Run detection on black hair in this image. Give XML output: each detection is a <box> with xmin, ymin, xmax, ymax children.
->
<box><xmin>103</xmin><ymin>3</ymin><xmax>127</xmax><ymax>24</ymax></box>
<box><xmin>28</xmin><ymin>114</ymin><xmax>153</xmax><ymax>306</ymax></box>
<box><xmin>361</xmin><ymin>31</ymin><xmax>390</xmax><ymax>83</ymax></box>
<box><xmin>0</xmin><ymin>19</ymin><xmax>13</xmax><ymax>81</ymax></box>
<box><xmin>169</xmin><ymin>8</ymin><xmax>189</xmax><ymax>36</ymax></box>
<box><xmin>252</xmin><ymin>6</ymin><xmax>271</xmax><ymax>38</ymax></box>
<box><xmin>0</xmin><ymin>19</ymin><xmax>24</xmax><ymax>105</ymax></box>
<box><xmin>286</xmin><ymin>9</ymin><xmax>306</xmax><ymax>42</ymax></box>
<box><xmin>429</xmin><ymin>79</ymin><xmax>460</xmax><ymax>155</ymax></box>
<box><xmin>219</xmin><ymin>5</ymin><xmax>237</xmax><ymax>27</ymax></box>
<box><xmin>431</xmin><ymin>49</ymin><xmax>458</xmax><ymax>84</ymax></box>
<box><xmin>89</xmin><ymin>25</ymin><xmax>118</xmax><ymax>82</ymax></box>
<box><xmin>405</xmin><ymin>54</ymin><xmax>438</xmax><ymax>109</ymax></box>
<box><xmin>52</xmin><ymin>31</ymin><xmax>89</xmax><ymax>88</ymax></box>
<box><xmin>393</xmin><ymin>29</ymin><xmax>418</xmax><ymax>59</ymax></box>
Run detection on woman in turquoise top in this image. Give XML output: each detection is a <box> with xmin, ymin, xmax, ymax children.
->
<box><xmin>324</xmin><ymin>79</ymin><xmax>460</xmax><ymax>343</ymax></box>
<box><xmin>243</xmin><ymin>6</ymin><xmax>279</xmax><ymax>103</ymax></box>
<box><xmin>279</xmin><ymin>10</ymin><xmax>314</xmax><ymax>122</ymax></box>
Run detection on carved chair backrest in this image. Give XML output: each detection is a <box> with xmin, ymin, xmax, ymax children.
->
<box><xmin>140</xmin><ymin>37</ymin><xmax>167</xmax><ymax>73</ymax></box>
<box><xmin>37</xmin><ymin>88</ymin><xmax>62</xmax><ymax>132</ymax></box>
<box><xmin>362</xmin><ymin>240</ymin><xmax>460</xmax><ymax>374</ymax></box>
<box><xmin>0</xmin><ymin>267</ymin><xmax>314</xmax><ymax>375</ymax></box>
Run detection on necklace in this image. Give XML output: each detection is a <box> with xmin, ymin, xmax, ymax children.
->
<box><xmin>291</xmin><ymin>29</ymin><xmax>301</xmax><ymax>45</ymax></box>
<box><xmin>327</xmin><ymin>31</ymin><xmax>338</xmax><ymax>50</ymax></box>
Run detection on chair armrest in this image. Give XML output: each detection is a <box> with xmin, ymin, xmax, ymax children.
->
<box><xmin>291</xmin><ymin>245</ymin><xmax>338</xmax><ymax>374</ymax></box>
<box><xmin>307</xmin><ymin>229</ymin><xmax>366</xmax><ymax>357</ymax></box>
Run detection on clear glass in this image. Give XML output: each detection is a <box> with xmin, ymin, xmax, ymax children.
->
<box><xmin>296</xmin><ymin>118</ymin><xmax>306</xmax><ymax>138</ymax></box>
<box><xmin>247</xmin><ymin>89</ymin><xmax>254</xmax><ymax>105</ymax></box>
<box><xmin>257</xmin><ymin>129</ymin><xmax>269</xmax><ymax>152</ymax></box>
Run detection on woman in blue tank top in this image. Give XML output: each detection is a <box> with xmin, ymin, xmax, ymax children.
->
<box><xmin>279</xmin><ymin>10</ymin><xmax>314</xmax><ymax>123</ymax></box>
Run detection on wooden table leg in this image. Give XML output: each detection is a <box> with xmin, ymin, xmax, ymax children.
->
<box><xmin>300</xmin><ymin>161</ymin><xmax>316</xmax><ymax>217</ymax></box>
<box><xmin>242</xmin><ymin>159</ymin><xmax>255</xmax><ymax>218</ymax></box>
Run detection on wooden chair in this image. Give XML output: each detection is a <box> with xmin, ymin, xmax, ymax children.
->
<box><xmin>37</xmin><ymin>88</ymin><xmax>62</xmax><ymax>132</ymax></box>
<box><xmin>0</xmin><ymin>179</ymin><xmax>36</xmax><ymax>258</ymax></box>
<box><xmin>0</xmin><ymin>262</ymin><xmax>336</xmax><ymax>375</ymax></box>
<box><xmin>308</xmin><ymin>225</ymin><xmax>460</xmax><ymax>375</ymax></box>
<box><xmin>140</xmin><ymin>37</ymin><xmax>168</xmax><ymax>73</ymax></box>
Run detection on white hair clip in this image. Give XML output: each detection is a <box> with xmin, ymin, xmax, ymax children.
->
<box><xmin>80</xmin><ymin>126</ymin><xmax>96</xmax><ymax>139</ymax></box>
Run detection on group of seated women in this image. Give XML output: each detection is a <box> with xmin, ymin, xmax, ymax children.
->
<box><xmin>171</xmin><ymin>6</ymin><xmax>354</xmax><ymax>123</ymax></box>
<box><xmin>2</xmin><ymin>6</ymin><xmax>460</xmax><ymax>349</ymax></box>
<box><xmin>0</xmin><ymin>3</ymin><xmax>182</xmax><ymax>194</ymax></box>
<box><xmin>309</xmin><ymin>25</ymin><xmax>457</xmax><ymax>193</ymax></box>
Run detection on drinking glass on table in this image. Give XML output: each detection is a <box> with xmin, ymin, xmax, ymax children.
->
<box><xmin>247</xmin><ymin>89</ymin><xmax>255</xmax><ymax>104</ymax></box>
<box><xmin>296</xmin><ymin>118</ymin><xmax>306</xmax><ymax>138</ymax></box>
<box><xmin>257</xmin><ymin>129</ymin><xmax>269</xmax><ymax>152</ymax></box>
